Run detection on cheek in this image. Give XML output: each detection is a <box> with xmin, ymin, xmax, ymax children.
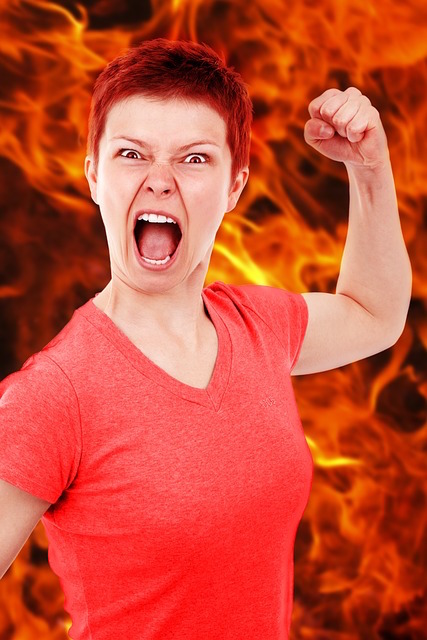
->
<box><xmin>98</xmin><ymin>161</ymin><xmax>138</xmax><ymax>195</ymax></box>
<box><xmin>191</xmin><ymin>192</ymin><xmax>226</xmax><ymax>230</ymax></box>
<box><xmin>186</xmin><ymin>172</ymin><xmax>229</xmax><ymax>210</ymax></box>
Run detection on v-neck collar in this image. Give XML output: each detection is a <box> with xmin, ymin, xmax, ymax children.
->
<box><xmin>76</xmin><ymin>286</ymin><xmax>232</xmax><ymax>412</ymax></box>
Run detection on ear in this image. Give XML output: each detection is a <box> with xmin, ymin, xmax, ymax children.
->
<box><xmin>225</xmin><ymin>167</ymin><xmax>249</xmax><ymax>213</ymax></box>
<box><xmin>85</xmin><ymin>155</ymin><xmax>99</xmax><ymax>205</ymax></box>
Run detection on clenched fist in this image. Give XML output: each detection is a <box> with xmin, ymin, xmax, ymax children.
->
<box><xmin>304</xmin><ymin>87</ymin><xmax>390</xmax><ymax>169</ymax></box>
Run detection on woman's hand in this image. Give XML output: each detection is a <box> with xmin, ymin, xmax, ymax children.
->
<box><xmin>304</xmin><ymin>87</ymin><xmax>390</xmax><ymax>169</ymax></box>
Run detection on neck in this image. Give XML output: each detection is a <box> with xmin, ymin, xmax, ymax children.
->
<box><xmin>94</xmin><ymin>271</ymin><xmax>212</xmax><ymax>349</ymax></box>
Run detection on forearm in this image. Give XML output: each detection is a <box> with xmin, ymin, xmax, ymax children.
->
<box><xmin>336</xmin><ymin>159</ymin><xmax>412</xmax><ymax>335</ymax></box>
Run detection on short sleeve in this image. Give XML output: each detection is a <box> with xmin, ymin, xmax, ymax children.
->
<box><xmin>223</xmin><ymin>283</ymin><xmax>309</xmax><ymax>372</ymax></box>
<box><xmin>0</xmin><ymin>352</ymin><xmax>81</xmax><ymax>504</ymax></box>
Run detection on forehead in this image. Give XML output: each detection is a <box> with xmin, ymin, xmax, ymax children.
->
<box><xmin>102</xmin><ymin>95</ymin><xmax>228</xmax><ymax>149</ymax></box>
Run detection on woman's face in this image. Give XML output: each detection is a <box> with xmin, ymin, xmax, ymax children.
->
<box><xmin>85</xmin><ymin>95</ymin><xmax>249</xmax><ymax>293</ymax></box>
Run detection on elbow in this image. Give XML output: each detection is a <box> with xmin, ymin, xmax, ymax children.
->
<box><xmin>384</xmin><ymin>322</ymin><xmax>407</xmax><ymax>350</ymax></box>
<box><xmin>383</xmin><ymin>270</ymin><xmax>412</xmax><ymax>349</ymax></box>
<box><xmin>367</xmin><ymin>320</ymin><xmax>407</xmax><ymax>359</ymax></box>
<box><xmin>382</xmin><ymin>301</ymin><xmax>411</xmax><ymax>349</ymax></box>
<box><xmin>368</xmin><ymin>287</ymin><xmax>412</xmax><ymax>353</ymax></box>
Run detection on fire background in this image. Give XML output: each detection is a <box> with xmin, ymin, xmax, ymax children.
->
<box><xmin>0</xmin><ymin>0</ymin><xmax>426</xmax><ymax>638</ymax></box>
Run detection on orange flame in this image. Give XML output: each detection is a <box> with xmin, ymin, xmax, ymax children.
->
<box><xmin>0</xmin><ymin>0</ymin><xmax>425</xmax><ymax>638</ymax></box>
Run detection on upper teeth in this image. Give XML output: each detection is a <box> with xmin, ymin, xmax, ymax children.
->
<box><xmin>137</xmin><ymin>213</ymin><xmax>177</xmax><ymax>224</ymax></box>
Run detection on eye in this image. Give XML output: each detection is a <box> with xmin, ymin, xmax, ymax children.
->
<box><xmin>119</xmin><ymin>149</ymin><xmax>142</xmax><ymax>159</ymax></box>
<box><xmin>183</xmin><ymin>153</ymin><xmax>208</xmax><ymax>164</ymax></box>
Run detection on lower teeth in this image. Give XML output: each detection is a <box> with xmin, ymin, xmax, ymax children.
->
<box><xmin>141</xmin><ymin>254</ymin><xmax>171</xmax><ymax>265</ymax></box>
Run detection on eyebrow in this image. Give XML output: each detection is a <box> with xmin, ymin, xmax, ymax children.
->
<box><xmin>110</xmin><ymin>136</ymin><xmax>221</xmax><ymax>151</ymax></box>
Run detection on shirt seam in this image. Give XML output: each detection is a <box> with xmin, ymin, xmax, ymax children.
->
<box><xmin>205</xmin><ymin>308</ymin><xmax>233</xmax><ymax>413</ymax></box>
<box><xmin>209</xmin><ymin>282</ymin><xmax>291</xmax><ymax>357</ymax></box>
<box><xmin>62</xmin><ymin>526</ymin><xmax>93</xmax><ymax>639</ymax></box>
<box><xmin>236</xmin><ymin>292</ymin><xmax>307</xmax><ymax>372</ymax></box>
<box><xmin>290</xmin><ymin>294</ymin><xmax>309</xmax><ymax>371</ymax></box>
<box><xmin>38</xmin><ymin>353</ymin><xmax>83</xmax><ymax>495</ymax></box>
<box><xmin>238</xmin><ymin>300</ymin><xmax>292</xmax><ymax>366</ymax></box>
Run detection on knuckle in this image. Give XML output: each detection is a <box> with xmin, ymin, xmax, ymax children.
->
<box><xmin>332</xmin><ymin>118</ymin><xmax>347</xmax><ymax>131</ymax></box>
<box><xmin>316</xmin><ymin>88</ymin><xmax>337</xmax><ymax>99</ymax></box>
<box><xmin>319</xmin><ymin>103</ymin><xmax>336</xmax><ymax>118</ymax></box>
<box><xmin>331</xmin><ymin>113</ymin><xmax>346</xmax><ymax>127</ymax></box>
<box><xmin>309</xmin><ymin>88</ymin><xmax>341</xmax><ymax>110</ymax></box>
<box><xmin>319</xmin><ymin>106</ymin><xmax>329</xmax><ymax>119</ymax></box>
<box><xmin>345</xmin><ymin>86</ymin><xmax>362</xmax><ymax>95</ymax></box>
<box><xmin>347</xmin><ymin>117</ymin><xmax>366</xmax><ymax>132</ymax></box>
<box><xmin>319</xmin><ymin>88</ymin><xmax>342</xmax><ymax>104</ymax></box>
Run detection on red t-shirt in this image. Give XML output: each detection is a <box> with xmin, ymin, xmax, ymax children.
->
<box><xmin>0</xmin><ymin>281</ymin><xmax>313</xmax><ymax>639</ymax></box>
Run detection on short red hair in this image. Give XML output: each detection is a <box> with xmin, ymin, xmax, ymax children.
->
<box><xmin>87</xmin><ymin>38</ymin><xmax>253</xmax><ymax>185</ymax></box>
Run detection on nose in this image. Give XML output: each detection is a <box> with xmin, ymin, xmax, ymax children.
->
<box><xmin>143</xmin><ymin>162</ymin><xmax>176</xmax><ymax>197</ymax></box>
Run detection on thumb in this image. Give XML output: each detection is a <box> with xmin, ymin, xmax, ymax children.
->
<box><xmin>304</xmin><ymin>118</ymin><xmax>335</xmax><ymax>147</ymax></box>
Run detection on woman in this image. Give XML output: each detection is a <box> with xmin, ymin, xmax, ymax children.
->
<box><xmin>0</xmin><ymin>39</ymin><xmax>411</xmax><ymax>639</ymax></box>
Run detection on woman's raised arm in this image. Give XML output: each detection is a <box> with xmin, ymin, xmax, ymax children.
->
<box><xmin>292</xmin><ymin>87</ymin><xmax>411</xmax><ymax>376</ymax></box>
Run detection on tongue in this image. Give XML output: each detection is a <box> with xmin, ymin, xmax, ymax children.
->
<box><xmin>137</xmin><ymin>223</ymin><xmax>178</xmax><ymax>260</ymax></box>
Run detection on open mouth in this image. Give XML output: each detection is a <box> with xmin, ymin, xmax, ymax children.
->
<box><xmin>134</xmin><ymin>217</ymin><xmax>182</xmax><ymax>265</ymax></box>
